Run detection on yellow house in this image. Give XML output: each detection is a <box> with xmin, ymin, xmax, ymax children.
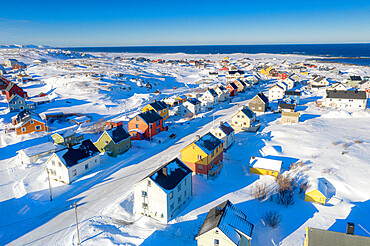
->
<box><xmin>259</xmin><ymin>67</ymin><xmax>273</xmax><ymax>76</ymax></box>
<box><xmin>305</xmin><ymin>178</ymin><xmax>329</xmax><ymax>205</ymax></box>
<box><xmin>180</xmin><ymin>133</ymin><xmax>223</xmax><ymax>179</ymax></box>
<box><xmin>196</xmin><ymin>200</ymin><xmax>253</xmax><ymax>246</ymax></box>
<box><xmin>249</xmin><ymin>156</ymin><xmax>282</xmax><ymax>180</ymax></box>
<box><xmin>142</xmin><ymin>100</ymin><xmax>169</xmax><ymax>120</ymax></box>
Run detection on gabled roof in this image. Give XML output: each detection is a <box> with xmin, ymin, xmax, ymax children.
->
<box><xmin>186</xmin><ymin>98</ymin><xmax>201</xmax><ymax>105</ymax></box>
<box><xmin>306</xmin><ymin>178</ymin><xmax>328</xmax><ymax>197</ymax></box>
<box><xmin>219</xmin><ymin>122</ymin><xmax>234</xmax><ymax>136</ymax></box>
<box><xmin>106</xmin><ymin>125</ymin><xmax>130</xmax><ymax>144</ymax></box>
<box><xmin>278</xmin><ymin>103</ymin><xmax>296</xmax><ymax>110</ymax></box>
<box><xmin>255</xmin><ymin>92</ymin><xmax>268</xmax><ymax>103</ymax></box>
<box><xmin>7</xmin><ymin>93</ymin><xmax>24</xmax><ymax>103</ymax></box>
<box><xmin>228</xmin><ymin>82</ymin><xmax>238</xmax><ymax>90</ymax></box>
<box><xmin>282</xmin><ymin>111</ymin><xmax>300</xmax><ymax>117</ymax></box>
<box><xmin>5</xmin><ymin>82</ymin><xmax>16</xmax><ymax>92</ymax></box>
<box><xmin>305</xmin><ymin>227</ymin><xmax>370</xmax><ymax>246</ymax></box>
<box><xmin>14</xmin><ymin>110</ymin><xmax>43</xmax><ymax>125</ymax></box>
<box><xmin>60</xmin><ymin>139</ymin><xmax>100</xmax><ymax>167</ymax></box>
<box><xmin>196</xmin><ymin>200</ymin><xmax>254</xmax><ymax>245</ymax></box>
<box><xmin>208</xmin><ymin>89</ymin><xmax>218</xmax><ymax>97</ymax></box>
<box><xmin>239</xmin><ymin>106</ymin><xmax>255</xmax><ymax>119</ymax></box>
<box><xmin>348</xmin><ymin>75</ymin><xmax>362</xmax><ymax>81</ymax></box>
<box><xmin>149</xmin><ymin>100</ymin><xmax>169</xmax><ymax>111</ymax></box>
<box><xmin>285</xmin><ymin>90</ymin><xmax>301</xmax><ymax>96</ymax></box>
<box><xmin>137</xmin><ymin>110</ymin><xmax>163</xmax><ymax>124</ymax></box>
<box><xmin>326</xmin><ymin>90</ymin><xmax>366</xmax><ymax>100</ymax></box>
<box><xmin>194</xmin><ymin>132</ymin><xmax>223</xmax><ymax>155</ymax></box>
<box><xmin>145</xmin><ymin>158</ymin><xmax>192</xmax><ymax>191</ymax></box>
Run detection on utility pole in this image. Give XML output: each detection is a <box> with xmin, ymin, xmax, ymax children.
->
<box><xmin>46</xmin><ymin>168</ymin><xmax>52</xmax><ymax>201</ymax></box>
<box><xmin>74</xmin><ymin>202</ymin><xmax>81</xmax><ymax>245</ymax></box>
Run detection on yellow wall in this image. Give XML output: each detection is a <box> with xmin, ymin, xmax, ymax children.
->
<box><xmin>143</xmin><ymin>104</ymin><xmax>169</xmax><ymax>120</ymax></box>
<box><xmin>181</xmin><ymin>143</ymin><xmax>207</xmax><ymax>165</ymax></box>
<box><xmin>250</xmin><ymin>167</ymin><xmax>279</xmax><ymax>179</ymax></box>
<box><xmin>305</xmin><ymin>190</ymin><xmax>326</xmax><ymax>205</ymax></box>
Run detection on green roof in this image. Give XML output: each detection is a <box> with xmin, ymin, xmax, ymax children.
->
<box><xmin>306</xmin><ymin>227</ymin><xmax>370</xmax><ymax>246</ymax></box>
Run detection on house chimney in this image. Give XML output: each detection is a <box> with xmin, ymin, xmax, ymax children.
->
<box><xmin>196</xmin><ymin>135</ymin><xmax>200</xmax><ymax>141</ymax></box>
<box><xmin>215</xmin><ymin>207</ymin><xmax>222</xmax><ymax>217</ymax></box>
<box><xmin>162</xmin><ymin>167</ymin><xmax>168</xmax><ymax>176</ymax></box>
<box><xmin>154</xmin><ymin>99</ymin><xmax>157</xmax><ymax>102</ymax></box>
<box><xmin>220</xmin><ymin>121</ymin><xmax>224</xmax><ymax>126</ymax></box>
<box><xmin>243</xmin><ymin>106</ymin><xmax>246</xmax><ymax>109</ymax></box>
<box><xmin>346</xmin><ymin>222</ymin><xmax>355</xmax><ymax>235</ymax></box>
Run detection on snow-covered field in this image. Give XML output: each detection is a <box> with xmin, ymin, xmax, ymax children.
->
<box><xmin>0</xmin><ymin>48</ymin><xmax>369</xmax><ymax>246</ymax></box>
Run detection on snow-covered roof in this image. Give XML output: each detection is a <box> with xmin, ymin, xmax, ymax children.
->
<box><xmin>194</xmin><ymin>132</ymin><xmax>223</xmax><ymax>155</ymax></box>
<box><xmin>249</xmin><ymin>156</ymin><xmax>282</xmax><ymax>172</ymax></box>
<box><xmin>196</xmin><ymin>200</ymin><xmax>254</xmax><ymax>244</ymax></box>
<box><xmin>18</xmin><ymin>142</ymin><xmax>57</xmax><ymax>157</ymax></box>
<box><xmin>29</xmin><ymin>96</ymin><xmax>50</xmax><ymax>103</ymax></box>
<box><xmin>306</xmin><ymin>178</ymin><xmax>328</xmax><ymax>197</ymax></box>
<box><xmin>145</xmin><ymin>158</ymin><xmax>192</xmax><ymax>191</ymax></box>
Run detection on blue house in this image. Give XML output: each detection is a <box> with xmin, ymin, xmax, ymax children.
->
<box><xmin>284</xmin><ymin>90</ymin><xmax>301</xmax><ymax>105</ymax></box>
<box><xmin>7</xmin><ymin>94</ymin><xmax>35</xmax><ymax>112</ymax></box>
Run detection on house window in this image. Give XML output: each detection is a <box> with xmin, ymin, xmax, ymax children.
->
<box><xmin>211</xmin><ymin>151</ymin><xmax>214</xmax><ymax>157</ymax></box>
<box><xmin>135</xmin><ymin>124</ymin><xmax>138</xmax><ymax>128</ymax></box>
<box><xmin>148</xmin><ymin>180</ymin><xmax>151</xmax><ymax>186</ymax></box>
<box><xmin>170</xmin><ymin>191</ymin><xmax>173</xmax><ymax>199</ymax></box>
<box><xmin>170</xmin><ymin>203</ymin><xmax>174</xmax><ymax>211</ymax></box>
<box><xmin>52</xmin><ymin>160</ymin><xmax>55</xmax><ymax>166</ymax></box>
<box><xmin>58</xmin><ymin>162</ymin><xmax>62</xmax><ymax>167</ymax></box>
<box><xmin>184</xmin><ymin>177</ymin><xmax>187</xmax><ymax>185</ymax></box>
<box><xmin>105</xmin><ymin>140</ymin><xmax>109</xmax><ymax>144</ymax></box>
<box><xmin>95</xmin><ymin>159</ymin><xmax>97</xmax><ymax>163</ymax></box>
<box><xmin>72</xmin><ymin>169</ymin><xmax>77</xmax><ymax>176</ymax></box>
<box><xmin>136</xmin><ymin>116</ymin><xmax>139</xmax><ymax>121</ymax></box>
<box><xmin>178</xmin><ymin>184</ymin><xmax>182</xmax><ymax>192</ymax></box>
<box><xmin>197</xmin><ymin>155</ymin><xmax>202</xmax><ymax>160</ymax></box>
<box><xmin>20</xmin><ymin>106</ymin><xmax>24</xmax><ymax>110</ymax></box>
<box><xmin>198</xmin><ymin>165</ymin><xmax>203</xmax><ymax>170</ymax></box>
<box><xmin>184</xmin><ymin>190</ymin><xmax>187</xmax><ymax>197</ymax></box>
<box><xmin>178</xmin><ymin>195</ymin><xmax>182</xmax><ymax>204</ymax></box>
<box><xmin>22</xmin><ymin>127</ymin><xmax>26</xmax><ymax>132</ymax></box>
<box><xmin>142</xmin><ymin>191</ymin><xmax>147</xmax><ymax>197</ymax></box>
<box><xmin>157</xmin><ymin>127</ymin><xmax>160</xmax><ymax>133</ymax></box>
<box><xmin>133</xmin><ymin>132</ymin><xmax>137</xmax><ymax>138</ymax></box>
<box><xmin>30</xmin><ymin>120</ymin><xmax>34</xmax><ymax>124</ymax></box>
<box><xmin>35</xmin><ymin>125</ymin><xmax>41</xmax><ymax>130</ymax></box>
<box><xmin>142</xmin><ymin>203</ymin><xmax>148</xmax><ymax>209</ymax></box>
<box><xmin>85</xmin><ymin>164</ymin><xmax>89</xmax><ymax>170</ymax></box>
<box><xmin>214</xmin><ymin>239</ymin><xmax>220</xmax><ymax>246</ymax></box>
<box><xmin>10</xmin><ymin>107</ymin><xmax>14</xmax><ymax>110</ymax></box>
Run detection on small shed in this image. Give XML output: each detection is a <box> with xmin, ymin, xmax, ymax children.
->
<box><xmin>249</xmin><ymin>156</ymin><xmax>282</xmax><ymax>179</ymax></box>
<box><xmin>305</xmin><ymin>178</ymin><xmax>329</xmax><ymax>205</ymax></box>
<box><xmin>17</xmin><ymin>142</ymin><xmax>57</xmax><ymax>164</ymax></box>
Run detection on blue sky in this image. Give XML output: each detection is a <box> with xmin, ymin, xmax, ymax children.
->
<box><xmin>1</xmin><ymin>0</ymin><xmax>370</xmax><ymax>47</ymax></box>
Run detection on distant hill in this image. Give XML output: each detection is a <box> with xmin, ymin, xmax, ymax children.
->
<box><xmin>0</xmin><ymin>44</ymin><xmax>52</xmax><ymax>49</ymax></box>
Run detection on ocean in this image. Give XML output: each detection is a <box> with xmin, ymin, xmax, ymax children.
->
<box><xmin>66</xmin><ymin>43</ymin><xmax>370</xmax><ymax>66</ymax></box>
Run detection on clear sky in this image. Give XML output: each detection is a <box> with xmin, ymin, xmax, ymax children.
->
<box><xmin>1</xmin><ymin>0</ymin><xmax>370</xmax><ymax>47</ymax></box>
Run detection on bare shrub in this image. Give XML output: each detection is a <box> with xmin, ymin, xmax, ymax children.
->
<box><xmin>299</xmin><ymin>182</ymin><xmax>308</xmax><ymax>194</ymax></box>
<box><xmin>332</xmin><ymin>141</ymin><xmax>340</xmax><ymax>146</ymax></box>
<box><xmin>87</xmin><ymin>119</ymin><xmax>108</xmax><ymax>134</ymax></box>
<box><xmin>354</xmin><ymin>140</ymin><xmax>363</xmax><ymax>144</ymax></box>
<box><xmin>276</xmin><ymin>175</ymin><xmax>296</xmax><ymax>206</ymax></box>
<box><xmin>250</xmin><ymin>183</ymin><xmax>269</xmax><ymax>201</ymax></box>
<box><xmin>342</xmin><ymin>142</ymin><xmax>349</xmax><ymax>148</ymax></box>
<box><xmin>263</xmin><ymin>211</ymin><xmax>282</xmax><ymax>228</ymax></box>
<box><xmin>322</xmin><ymin>168</ymin><xmax>334</xmax><ymax>174</ymax></box>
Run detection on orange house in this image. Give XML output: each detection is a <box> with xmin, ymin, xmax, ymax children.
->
<box><xmin>128</xmin><ymin>110</ymin><xmax>168</xmax><ymax>140</ymax></box>
<box><xmin>13</xmin><ymin>110</ymin><xmax>48</xmax><ymax>135</ymax></box>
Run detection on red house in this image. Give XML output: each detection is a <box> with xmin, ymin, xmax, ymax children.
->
<box><xmin>128</xmin><ymin>110</ymin><xmax>168</xmax><ymax>140</ymax></box>
<box><xmin>0</xmin><ymin>76</ymin><xmax>10</xmax><ymax>91</ymax></box>
<box><xmin>218</xmin><ymin>67</ymin><xmax>229</xmax><ymax>72</ymax></box>
<box><xmin>226</xmin><ymin>82</ymin><xmax>238</xmax><ymax>97</ymax></box>
<box><xmin>12</xmin><ymin>62</ymin><xmax>27</xmax><ymax>70</ymax></box>
<box><xmin>5</xmin><ymin>82</ymin><xmax>28</xmax><ymax>99</ymax></box>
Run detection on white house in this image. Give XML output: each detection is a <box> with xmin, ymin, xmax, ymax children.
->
<box><xmin>200</xmin><ymin>89</ymin><xmax>219</xmax><ymax>109</ymax></box>
<box><xmin>283</xmin><ymin>77</ymin><xmax>296</xmax><ymax>90</ymax></box>
<box><xmin>309</xmin><ymin>75</ymin><xmax>329</xmax><ymax>88</ymax></box>
<box><xmin>17</xmin><ymin>142</ymin><xmax>57</xmax><ymax>165</ymax></box>
<box><xmin>46</xmin><ymin>140</ymin><xmax>100</xmax><ymax>184</ymax></box>
<box><xmin>133</xmin><ymin>158</ymin><xmax>192</xmax><ymax>224</ymax></box>
<box><xmin>268</xmin><ymin>84</ymin><xmax>285</xmax><ymax>101</ymax></box>
<box><xmin>196</xmin><ymin>200</ymin><xmax>254</xmax><ymax>246</ymax></box>
<box><xmin>231</xmin><ymin>106</ymin><xmax>256</xmax><ymax>129</ymax></box>
<box><xmin>211</xmin><ymin>122</ymin><xmax>235</xmax><ymax>150</ymax></box>
<box><xmin>325</xmin><ymin>90</ymin><xmax>367</xmax><ymax>110</ymax></box>
<box><xmin>177</xmin><ymin>98</ymin><xmax>201</xmax><ymax>117</ymax></box>
<box><xmin>327</xmin><ymin>82</ymin><xmax>347</xmax><ymax>91</ymax></box>
<box><xmin>214</xmin><ymin>86</ymin><xmax>230</xmax><ymax>102</ymax></box>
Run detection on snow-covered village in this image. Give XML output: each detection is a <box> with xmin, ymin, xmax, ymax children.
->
<box><xmin>0</xmin><ymin>46</ymin><xmax>369</xmax><ymax>246</ymax></box>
